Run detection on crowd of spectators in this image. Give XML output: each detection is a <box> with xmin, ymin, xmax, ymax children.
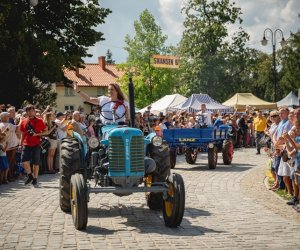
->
<box><xmin>0</xmin><ymin>102</ymin><xmax>300</xmax><ymax>213</ymax></box>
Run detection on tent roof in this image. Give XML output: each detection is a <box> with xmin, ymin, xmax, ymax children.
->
<box><xmin>170</xmin><ymin>94</ymin><xmax>233</xmax><ymax>113</ymax></box>
<box><xmin>277</xmin><ymin>91</ymin><xmax>299</xmax><ymax>107</ymax></box>
<box><xmin>139</xmin><ymin>94</ymin><xmax>187</xmax><ymax>115</ymax></box>
<box><xmin>222</xmin><ymin>93</ymin><xmax>277</xmax><ymax>110</ymax></box>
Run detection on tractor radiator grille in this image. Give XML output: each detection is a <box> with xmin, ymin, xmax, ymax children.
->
<box><xmin>109</xmin><ymin>136</ymin><xmax>125</xmax><ymax>172</ymax></box>
<box><xmin>130</xmin><ymin>136</ymin><xmax>144</xmax><ymax>172</ymax></box>
<box><xmin>108</xmin><ymin>136</ymin><xmax>144</xmax><ymax>173</ymax></box>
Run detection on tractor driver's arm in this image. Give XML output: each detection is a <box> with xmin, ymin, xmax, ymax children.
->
<box><xmin>73</xmin><ymin>82</ymin><xmax>99</xmax><ymax>106</ymax></box>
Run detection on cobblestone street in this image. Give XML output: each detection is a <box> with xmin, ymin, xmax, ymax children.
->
<box><xmin>1</xmin><ymin>148</ymin><xmax>300</xmax><ymax>249</ymax></box>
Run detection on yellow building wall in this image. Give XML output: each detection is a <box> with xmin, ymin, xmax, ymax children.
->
<box><xmin>55</xmin><ymin>86</ymin><xmax>107</xmax><ymax>113</ymax></box>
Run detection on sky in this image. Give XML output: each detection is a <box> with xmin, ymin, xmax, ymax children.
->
<box><xmin>84</xmin><ymin>0</ymin><xmax>300</xmax><ymax>64</ymax></box>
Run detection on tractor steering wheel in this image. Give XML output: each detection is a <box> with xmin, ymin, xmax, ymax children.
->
<box><xmin>100</xmin><ymin>101</ymin><xmax>126</xmax><ymax>121</ymax></box>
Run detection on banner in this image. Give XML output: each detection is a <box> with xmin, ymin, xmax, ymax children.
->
<box><xmin>152</xmin><ymin>55</ymin><xmax>179</xmax><ymax>69</ymax></box>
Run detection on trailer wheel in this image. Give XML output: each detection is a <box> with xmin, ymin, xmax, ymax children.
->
<box><xmin>208</xmin><ymin>147</ymin><xmax>218</xmax><ymax>169</ymax></box>
<box><xmin>70</xmin><ymin>173</ymin><xmax>88</xmax><ymax>230</ymax></box>
<box><xmin>163</xmin><ymin>173</ymin><xmax>185</xmax><ymax>227</ymax></box>
<box><xmin>169</xmin><ymin>148</ymin><xmax>177</xmax><ymax>169</ymax></box>
<box><xmin>185</xmin><ymin>147</ymin><xmax>197</xmax><ymax>164</ymax></box>
<box><xmin>222</xmin><ymin>139</ymin><xmax>234</xmax><ymax>165</ymax></box>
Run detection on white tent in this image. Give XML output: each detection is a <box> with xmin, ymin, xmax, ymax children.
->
<box><xmin>139</xmin><ymin>94</ymin><xmax>187</xmax><ymax>115</ymax></box>
<box><xmin>277</xmin><ymin>91</ymin><xmax>299</xmax><ymax>108</ymax></box>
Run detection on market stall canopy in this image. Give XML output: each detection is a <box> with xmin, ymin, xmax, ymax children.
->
<box><xmin>277</xmin><ymin>91</ymin><xmax>299</xmax><ymax>108</ymax></box>
<box><xmin>139</xmin><ymin>94</ymin><xmax>187</xmax><ymax>115</ymax></box>
<box><xmin>170</xmin><ymin>94</ymin><xmax>233</xmax><ymax>113</ymax></box>
<box><xmin>222</xmin><ymin>93</ymin><xmax>277</xmax><ymax>110</ymax></box>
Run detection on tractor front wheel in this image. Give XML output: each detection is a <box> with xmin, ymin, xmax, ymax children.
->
<box><xmin>70</xmin><ymin>173</ymin><xmax>88</xmax><ymax>230</ymax></box>
<box><xmin>169</xmin><ymin>148</ymin><xmax>177</xmax><ymax>169</ymax></box>
<box><xmin>162</xmin><ymin>173</ymin><xmax>185</xmax><ymax>228</ymax></box>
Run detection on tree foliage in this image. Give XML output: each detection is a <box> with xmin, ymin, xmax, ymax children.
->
<box><xmin>0</xmin><ymin>0</ymin><xmax>111</xmax><ymax>107</ymax></box>
<box><xmin>179</xmin><ymin>0</ymin><xmax>256</xmax><ymax>102</ymax></box>
<box><xmin>117</xmin><ymin>9</ymin><xmax>180</xmax><ymax>108</ymax></box>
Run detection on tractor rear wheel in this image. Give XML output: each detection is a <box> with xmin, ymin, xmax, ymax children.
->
<box><xmin>146</xmin><ymin>144</ymin><xmax>171</xmax><ymax>210</ymax></box>
<box><xmin>59</xmin><ymin>137</ymin><xmax>81</xmax><ymax>212</ymax></box>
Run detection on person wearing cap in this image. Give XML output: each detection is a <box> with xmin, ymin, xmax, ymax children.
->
<box><xmin>0</xmin><ymin>112</ymin><xmax>20</xmax><ymax>181</ymax></box>
<box><xmin>73</xmin><ymin>82</ymin><xmax>129</xmax><ymax>124</ymax></box>
<box><xmin>19</xmin><ymin>104</ymin><xmax>47</xmax><ymax>186</ymax></box>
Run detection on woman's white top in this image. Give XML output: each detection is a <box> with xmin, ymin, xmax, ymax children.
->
<box><xmin>98</xmin><ymin>96</ymin><xmax>129</xmax><ymax>124</ymax></box>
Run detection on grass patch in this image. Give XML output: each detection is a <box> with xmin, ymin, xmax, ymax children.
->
<box><xmin>267</xmin><ymin>177</ymin><xmax>292</xmax><ymax>201</ymax></box>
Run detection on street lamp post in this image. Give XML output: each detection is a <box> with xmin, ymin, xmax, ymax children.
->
<box><xmin>261</xmin><ymin>28</ymin><xmax>288</xmax><ymax>102</ymax></box>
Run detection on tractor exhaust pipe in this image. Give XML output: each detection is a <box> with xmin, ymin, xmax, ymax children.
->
<box><xmin>128</xmin><ymin>77</ymin><xmax>135</xmax><ymax>128</ymax></box>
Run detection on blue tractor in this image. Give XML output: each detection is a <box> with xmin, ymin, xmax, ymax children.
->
<box><xmin>58</xmin><ymin>80</ymin><xmax>185</xmax><ymax>230</ymax></box>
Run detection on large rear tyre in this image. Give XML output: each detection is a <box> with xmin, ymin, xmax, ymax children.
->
<box><xmin>59</xmin><ymin>137</ymin><xmax>81</xmax><ymax>212</ymax></box>
<box><xmin>70</xmin><ymin>173</ymin><xmax>88</xmax><ymax>230</ymax></box>
<box><xmin>208</xmin><ymin>147</ymin><xmax>218</xmax><ymax>169</ymax></box>
<box><xmin>146</xmin><ymin>144</ymin><xmax>171</xmax><ymax>210</ymax></box>
<box><xmin>146</xmin><ymin>192</ymin><xmax>163</xmax><ymax>210</ymax></box>
<box><xmin>163</xmin><ymin>173</ymin><xmax>185</xmax><ymax>227</ymax></box>
<box><xmin>169</xmin><ymin>148</ymin><xmax>177</xmax><ymax>169</ymax></box>
<box><xmin>222</xmin><ymin>139</ymin><xmax>234</xmax><ymax>165</ymax></box>
<box><xmin>185</xmin><ymin>147</ymin><xmax>197</xmax><ymax>164</ymax></box>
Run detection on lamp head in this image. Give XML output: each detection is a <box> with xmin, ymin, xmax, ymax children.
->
<box><xmin>280</xmin><ymin>38</ymin><xmax>288</xmax><ymax>47</ymax></box>
<box><xmin>30</xmin><ymin>0</ymin><xmax>38</xmax><ymax>7</ymax></box>
<box><xmin>261</xmin><ymin>37</ymin><xmax>268</xmax><ymax>46</ymax></box>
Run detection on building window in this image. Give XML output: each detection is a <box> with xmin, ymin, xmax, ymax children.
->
<box><xmin>65</xmin><ymin>87</ymin><xmax>74</xmax><ymax>96</ymax></box>
<box><xmin>65</xmin><ymin>105</ymin><xmax>74</xmax><ymax>111</ymax></box>
<box><xmin>97</xmin><ymin>87</ymin><xmax>106</xmax><ymax>96</ymax></box>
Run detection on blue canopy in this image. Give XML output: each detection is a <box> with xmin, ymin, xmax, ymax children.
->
<box><xmin>170</xmin><ymin>94</ymin><xmax>233</xmax><ymax>113</ymax></box>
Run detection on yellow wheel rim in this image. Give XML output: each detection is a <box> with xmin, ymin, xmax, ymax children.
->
<box><xmin>71</xmin><ymin>185</ymin><xmax>77</xmax><ymax>216</ymax></box>
<box><xmin>165</xmin><ymin>183</ymin><xmax>174</xmax><ymax>217</ymax></box>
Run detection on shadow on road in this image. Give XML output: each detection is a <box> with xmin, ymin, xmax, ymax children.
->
<box><xmin>86</xmin><ymin>205</ymin><xmax>223</xmax><ymax>236</ymax></box>
<box><xmin>0</xmin><ymin>174</ymin><xmax>58</xmax><ymax>196</ymax></box>
<box><xmin>174</xmin><ymin>164</ymin><xmax>253</xmax><ymax>172</ymax></box>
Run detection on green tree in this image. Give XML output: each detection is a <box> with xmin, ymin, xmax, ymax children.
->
<box><xmin>118</xmin><ymin>9</ymin><xmax>180</xmax><ymax>108</ymax></box>
<box><xmin>179</xmin><ymin>0</ymin><xmax>253</xmax><ymax>101</ymax></box>
<box><xmin>0</xmin><ymin>0</ymin><xmax>111</xmax><ymax>107</ymax></box>
<box><xmin>106</xmin><ymin>49</ymin><xmax>115</xmax><ymax>64</ymax></box>
<box><xmin>279</xmin><ymin>30</ymin><xmax>300</xmax><ymax>98</ymax></box>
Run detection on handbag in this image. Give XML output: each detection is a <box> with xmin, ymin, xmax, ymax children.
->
<box><xmin>258</xmin><ymin>134</ymin><xmax>271</xmax><ymax>147</ymax></box>
<box><xmin>40</xmin><ymin>137</ymin><xmax>50</xmax><ymax>154</ymax></box>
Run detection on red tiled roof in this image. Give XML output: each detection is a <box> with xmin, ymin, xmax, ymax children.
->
<box><xmin>64</xmin><ymin>63</ymin><xmax>124</xmax><ymax>87</ymax></box>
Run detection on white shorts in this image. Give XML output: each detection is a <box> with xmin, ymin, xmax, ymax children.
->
<box><xmin>49</xmin><ymin>139</ymin><xmax>58</xmax><ymax>149</ymax></box>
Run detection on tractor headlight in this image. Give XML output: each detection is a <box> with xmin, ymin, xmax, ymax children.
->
<box><xmin>152</xmin><ymin>136</ymin><xmax>162</xmax><ymax>147</ymax></box>
<box><xmin>208</xmin><ymin>142</ymin><xmax>214</xmax><ymax>149</ymax></box>
<box><xmin>88</xmin><ymin>137</ymin><xmax>99</xmax><ymax>149</ymax></box>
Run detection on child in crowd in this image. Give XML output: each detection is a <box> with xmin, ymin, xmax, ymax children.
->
<box><xmin>0</xmin><ymin>128</ymin><xmax>9</xmax><ymax>184</ymax></box>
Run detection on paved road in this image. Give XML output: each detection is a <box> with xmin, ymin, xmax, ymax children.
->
<box><xmin>0</xmin><ymin>148</ymin><xmax>300</xmax><ymax>249</ymax></box>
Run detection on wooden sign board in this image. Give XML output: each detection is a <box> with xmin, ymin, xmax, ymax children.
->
<box><xmin>152</xmin><ymin>55</ymin><xmax>179</xmax><ymax>68</ymax></box>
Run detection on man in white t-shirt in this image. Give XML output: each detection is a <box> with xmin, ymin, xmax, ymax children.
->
<box><xmin>196</xmin><ymin>104</ymin><xmax>212</xmax><ymax>126</ymax></box>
